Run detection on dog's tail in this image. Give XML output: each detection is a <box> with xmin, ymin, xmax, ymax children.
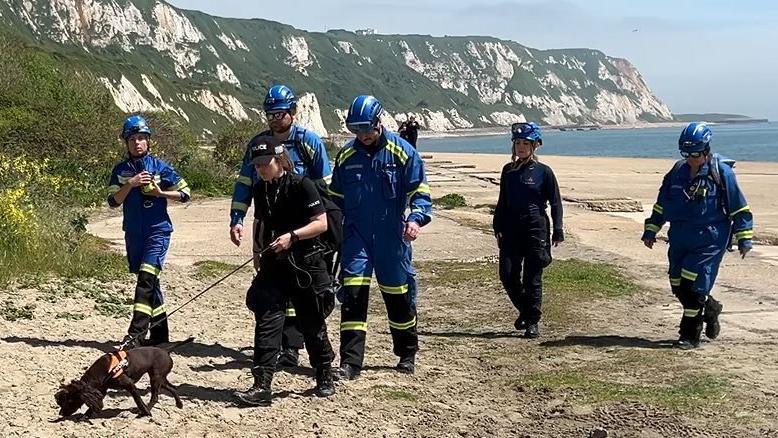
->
<box><xmin>164</xmin><ymin>336</ymin><xmax>195</xmax><ymax>353</ymax></box>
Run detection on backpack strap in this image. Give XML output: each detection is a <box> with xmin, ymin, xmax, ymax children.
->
<box><xmin>294</xmin><ymin>128</ymin><xmax>315</xmax><ymax>171</ymax></box>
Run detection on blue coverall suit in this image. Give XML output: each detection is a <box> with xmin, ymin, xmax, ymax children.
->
<box><xmin>327</xmin><ymin>130</ymin><xmax>432</xmax><ymax>369</ymax></box>
<box><xmin>107</xmin><ymin>154</ymin><xmax>190</xmax><ymax>342</ymax></box>
<box><xmin>642</xmin><ymin>158</ymin><xmax>753</xmax><ymax>340</ymax></box>
<box><xmin>493</xmin><ymin>160</ymin><xmax>564</xmax><ymax>325</ymax></box>
<box><xmin>229</xmin><ymin>125</ymin><xmax>331</xmax><ymax>352</ymax></box>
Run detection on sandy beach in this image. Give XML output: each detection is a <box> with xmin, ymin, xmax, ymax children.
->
<box><xmin>1</xmin><ymin>153</ymin><xmax>777</xmax><ymax>436</ymax></box>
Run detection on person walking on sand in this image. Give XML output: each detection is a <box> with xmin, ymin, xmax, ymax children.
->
<box><xmin>493</xmin><ymin>122</ymin><xmax>563</xmax><ymax>339</ymax></box>
<box><xmin>404</xmin><ymin>115</ymin><xmax>420</xmax><ymax>149</ymax></box>
<box><xmin>233</xmin><ymin>136</ymin><xmax>336</xmax><ymax>405</ymax></box>
<box><xmin>328</xmin><ymin>95</ymin><xmax>432</xmax><ymax>380</ymax></box>
<box><xmin>107</xmin><ymin>115</ymin><xmax>191</xmax><ymax>349</ymax></box>
<box><xmin>642</xmin><ymin>122</ymin><xmax>753</xmax><ymax>349</ymax></box>
<box><xmin>228</xmin><ymin>84</ymin><xmax>333</xmax><ymax>368</ymax></box>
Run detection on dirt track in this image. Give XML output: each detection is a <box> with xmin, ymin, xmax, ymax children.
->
<box><xmin>1</xmin><ymin>155</ymin><xmax>777</xmax><ymax>437</ymax></box>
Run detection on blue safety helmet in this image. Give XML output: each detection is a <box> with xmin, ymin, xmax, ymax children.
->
<box><xmin>345</xmin><ymin>95</ymin><xmax>383</xmax><ymax>134</ymax></box>
<box><xmin>678</xmin><ymin>122</ymin><xmax>712</xmax><ymax>153</ymax></box>
<box><xmin>263</xmin><ymin>84</ymin><xmax>297</xmax><ymax>113</ymax></box>
<box><xmin>511</xmin><ymin>122</ymin><xmax>542</xmax><ymax>145</ymax></box>
<box><xmin>121</xmin><ymin>114</ymin><xmax>152</xmax><ymax>140</ymax></box>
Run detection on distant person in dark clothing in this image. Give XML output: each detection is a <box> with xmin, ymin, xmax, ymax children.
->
<box><xmin>405</xmin><ymin>115</ymin><xmax>420</xmax><ymax>148</ymax></box>
<box><xmin>398</xmin><ymin>121</ymin><xmax>409</xmax><ymax>141</ymax></box>
<box><xmin>493</xmin><ymin>122</ymin><xmax>564</xmax><ymax>339</ymax></box>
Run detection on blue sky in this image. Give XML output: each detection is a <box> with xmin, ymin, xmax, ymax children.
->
<box><xmin>168</xmin><ymin>0</ymin><xmax>778</xmax><ymax>120</ymax></box>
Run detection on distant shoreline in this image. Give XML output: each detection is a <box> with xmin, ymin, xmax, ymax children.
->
<box><xmin>418</xmin><ymin>121</ymin><xmax>690</xmax><ymax>139</ymax></box>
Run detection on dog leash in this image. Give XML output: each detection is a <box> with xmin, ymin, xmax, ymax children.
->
<box><xmin>117</xmin><ymin>248</ymin><xmax>272</xmax><ymax>351</ymax></box>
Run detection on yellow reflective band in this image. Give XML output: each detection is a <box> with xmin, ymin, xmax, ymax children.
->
<box><xmin>645</xmin><ymin>224</ymin><xmax>661</xmax><ymax>233</ymax></box>
<box><xmin>303</xmin><ymin>143</ymin><xmax>316</xmax><ymax>160</ymax></box>
<box><xmin>140</xmin><ymin>263</ymin><xmax>161</xmax><ymax>276</ymax></box>
<box><xmin>734</xmin><ymin>230</ymin><xmax>754</xmax><ymax>240</ymax></box>
<box><xmin>340</xmin><ymin>321</ymin><xmax>368</xmax><ymax>331</ymax></box>
<box><xmin>379</xmin><ymin>283</ymin><xmax>408</xmax><ymax>295</ymax></box>
<box><xmin>285</xmin><ymin>309</ymin><xmax>296</xmax><ymax>317</ymax></box>
<box><xmin>133</xmin><ymin>303</ymin><xmax>152</xmax><ymax>315</ymax></box>
<box><xmin>337</xmin><ymin>147</ymin><xmax>356</xmax><ymax>166</ymax></box>
<box><xmin>669</xmin><ymin>277</ymin><xmax>682</xmax><ymax>286</ymax></box>
<box><xmin>730</xmin><ymin>205</ymin><xmax>750</xmax><ymax>217</ymax></box>
<box><xmin>327</xmin><ymin>188</ymin><xmax>344</xmax><ymax>198</ymax></box>
<box><xmin>231</xmin><ymin>201</ymin><xmax>249</xmax><ymax>212</ymax></box>
<box><xmin>388</xmin><ymin>317</ymin><xmax>417</xmax><ymax>331</ymax></box>
<box><xmin>151</xmin><ymin>305</ymin><xmax>166</xmax><ymax>317</ymax></box>
<box><xmin>683</xmin><ymin>308</ymin><xmax>700</xmax><ymax>317</ymax></box>
<box><xmin>344</xmin><ymin>276</ymin><xmax>371</xmax><ymax>286</ymax></box>
<box><xmin>117</xmin><ymin>175</ymin><xmax>131</xmax><ymax>185</ymax></box>
<box><xmin>386</xmin><ymin>141</ymin><xmax>409</xmax><ymax>165</ymax></box>
<box><xmin>322</xmin><ymin>174</ymin><xmax>333</xmax><ymax>185</ymax></box>
<box><xmin>680</xmin><ymin>269</ymin><xmax>698</xmax><ymax>281</ymax></box>
<box><xmin>407</xmin><ymin>183</ymin><xmax>431</xmax><ymax>197</ymax></box>
<box><xmin>653</xmin><ymin>204</ymin><xmax>663</xmax><ymax>214</ymax></box>
<box><xmin>169</xmin><ymin>179</ymin><xmax>189</xmax><ymax>191</ymax></box>
<box><xmin>107</xmin><ymin>185</ymin><xmax>121</xmax><ymax>194</ymax></box>
<box><xmin>180</xmin><ymin>186</ymin><xmax>191</xmax><ymax>196</ymax></box>
<box><xmin>237</xmin><ymin>175</ymin><xmax>253</xmax><ymax>187</ymax></box>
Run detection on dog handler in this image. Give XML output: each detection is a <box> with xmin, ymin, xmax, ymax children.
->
<box><xmin>234</xmin><ymin>136</ymin><xmax>336</xmax><ymax>405</ymax></box>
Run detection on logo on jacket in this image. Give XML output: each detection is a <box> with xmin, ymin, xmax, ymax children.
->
<box><xmin>523</xmin><ymin>176</ymin><xmax>535</xmax><ymax>185</ymax></box>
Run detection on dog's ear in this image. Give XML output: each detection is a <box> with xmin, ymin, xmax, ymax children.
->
<box><xmin>80</xmin><ymin>385</ymin><xmax>104</xmax><ymax>412</ymax></box>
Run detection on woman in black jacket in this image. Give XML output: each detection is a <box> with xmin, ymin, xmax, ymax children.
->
<box><xmin>493</xmin><ymin>122</ymin><xmax>564</xmax><ymax>338</ymax></box>
<box><xmin>233</xmin><ymin>136</ymin><xmax>336</xmax><ymax>406</ymax></box>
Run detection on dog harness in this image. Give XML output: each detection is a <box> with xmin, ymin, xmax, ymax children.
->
<box><xmin>108</xmin><ymin>351</ymin><xmax>129</xmax><ymax>379</ymax></box>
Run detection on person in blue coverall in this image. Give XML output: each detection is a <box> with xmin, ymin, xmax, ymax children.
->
<box><xmin>493</xmin><ymin>122</ymin><xmax>564</xmax><ymax>339</ymax></box>
<box><xmin>642</xmin><ymin>122</ymin><xmax>753</xmax><ymax>349</ymax></box>
<box><xmin>228</xmin><ymin>84</ymin><xmax>332</xmax><ymax>367</ymax></box>
<box><xmin>107</xmin><ymin>115</ymin><xmax>191</xmax><ymax>348</ymax></box>
<box><xmin>328</xmin><ymin>95</ymin><xmax>432</xmax><ymax>380</ymax></box>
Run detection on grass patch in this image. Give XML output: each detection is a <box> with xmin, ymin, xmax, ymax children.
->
<box><xmin>416</xmin><ymin>260</ymin><xmax>498</xmax><ymax>289</ymax></box>
<box><xmin>55</xmin><ymin>311</ymin><xmax>86</xmax><ymax>321</ymax></box>
<box><xmin>545</xmin><ymin>259</ymin><xmax>638</xmax><ymax>299</ymax></box>
<box><xmin>372</xmin><ymin>385</ymin><xmax>418</xmax><ymax>402</ymax></box>
<box><xmin>95</xmin><ymin>302</ymin><xmax>131</xmax><ymax>318</ymax></box>
<box><xmin>193</xmin><ymin>260</ymin><xmax>243</xmax><ymax>280</ymax></box>
<box><xmin>433</xmin><ymin>193</ymin><xmax>467</xmax><ymax>209</ymax></box>
<box><xmin>517</xmin><ymin>370</ymin><xmax>730</xmax><ymax>411</ymax></box>
<box><xmin>1</xmin><ymin>301</ymin><xmax>35</xmax><ymax>321</ymax></box>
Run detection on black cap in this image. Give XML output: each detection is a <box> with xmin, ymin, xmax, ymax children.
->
<box><xmin>249</xmin><ymin>136</ymin><xmax>284</xmax><ymax>165</ymax></box>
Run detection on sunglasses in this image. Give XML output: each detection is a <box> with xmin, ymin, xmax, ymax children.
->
<box><xmin>265</xmin><ymin>111</ymin><xmax>287</xmax><ymax>121</ymax></box>
<box><xmin>346</xmin><ymin>122</ymin><xmax>377</xmax><ymax>134</ymax></box>
<box><xmin>511</xmin><ymin>122</ymin><xmax>533</xmax><ymax>135</ymax></box>
<box><xmin>680</xmin><ymin>150</ymin><xmax>706</xmax><ymax>158</ymax></box>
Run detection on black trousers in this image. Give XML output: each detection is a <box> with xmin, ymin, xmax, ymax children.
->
<box><xmin>128</xmin><ymin>271</ymin><xmax>169</xmax><ymax>342</ymax></box>
<box><xmin>498</xmin><ymin>215</ymin><xmax>552</xmax><ymax>325</ymax></box>
<box><xmin>672</xmin><ymin>279</ymin><xmax>705</xmax><ymax>341</ymax></box>
<box><xmin>247</xmin><ymin>255</ymin><xmax>335</xmax><ymax>369</ymax></box>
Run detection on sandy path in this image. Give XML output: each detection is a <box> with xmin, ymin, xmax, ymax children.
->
<box><xmin>0</xmin><ymin>154</ymin><xmax>776</xmax><ymax>437</ymax></box>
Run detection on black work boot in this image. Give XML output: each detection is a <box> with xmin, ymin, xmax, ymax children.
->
<box><xmin>276</xmin><ymin>348</ymin><xmax>300</xmax><ymax>368</ymax></box>
<box><xmin>333</xmin><ymin>363</ymin><xmax>361</xmax><ymax>381</ymax></box>
<box><xmin>397</xmin><ymin>354</ymin><xmax>416</xmax><ymax>374</ymax></box>
<box><xmin>514</xmin><ymin>317</ymin><xmax>527</xmax><ymax>331</ymax></box>
<box><xmin>524</xmin><ymin>323</ymin><xmax>540</xmax><ymax>339</ymax></box>
<box><xmin>674</xmin><ymin>310</ymin><xmax>703</xmax><ymax>350</ymax></box>
<box><xmin>234</xmin><ymin>367</ymin><xmax>273</xmax><ymax>406</ymax></box>
<box><xmin>704</xmin><ymin>297</ymin><xmax>723</xmax><ymax>340</ymax></box>
<box><xmin>315</xmin><ymin>365</ymin><xmax>336</xmax><ymax>397</ymax></box>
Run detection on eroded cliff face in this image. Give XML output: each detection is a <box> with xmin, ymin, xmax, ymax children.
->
<box><xmin>1</xmin><ymin>0</ymin><xmax>672</xmax><ymax>137</ymax></box>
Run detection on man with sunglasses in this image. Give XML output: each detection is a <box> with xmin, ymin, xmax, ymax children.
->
<box><xmin>229</xmin><ymin>84</ymin><xmax>332</xmax><ymax>368</ymax></box>
<box><xmin>328</xmin><ymin>95</ymin><xmax>432</xmax><ymax>380</ymax></box>
<box><xmin>642</xmin><ymin>122</ymin><xmax>753</xmax><ymax>349</ymax></box>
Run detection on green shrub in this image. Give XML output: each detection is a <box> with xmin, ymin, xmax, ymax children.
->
<box><xmin>433</xmin><ymin>193</ymin><xmax>467</xmax><ymax>209</ymax></box>
<box><xmin>213</xmin><ymin>119</ymin><xmax>265</xmax><ymax>170</ymax></box>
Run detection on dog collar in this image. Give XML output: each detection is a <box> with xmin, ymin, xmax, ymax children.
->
<box><xmin>108</xmin><ymin>350</ymin><xmax>129</xmax><ymax>379</ymax></box>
